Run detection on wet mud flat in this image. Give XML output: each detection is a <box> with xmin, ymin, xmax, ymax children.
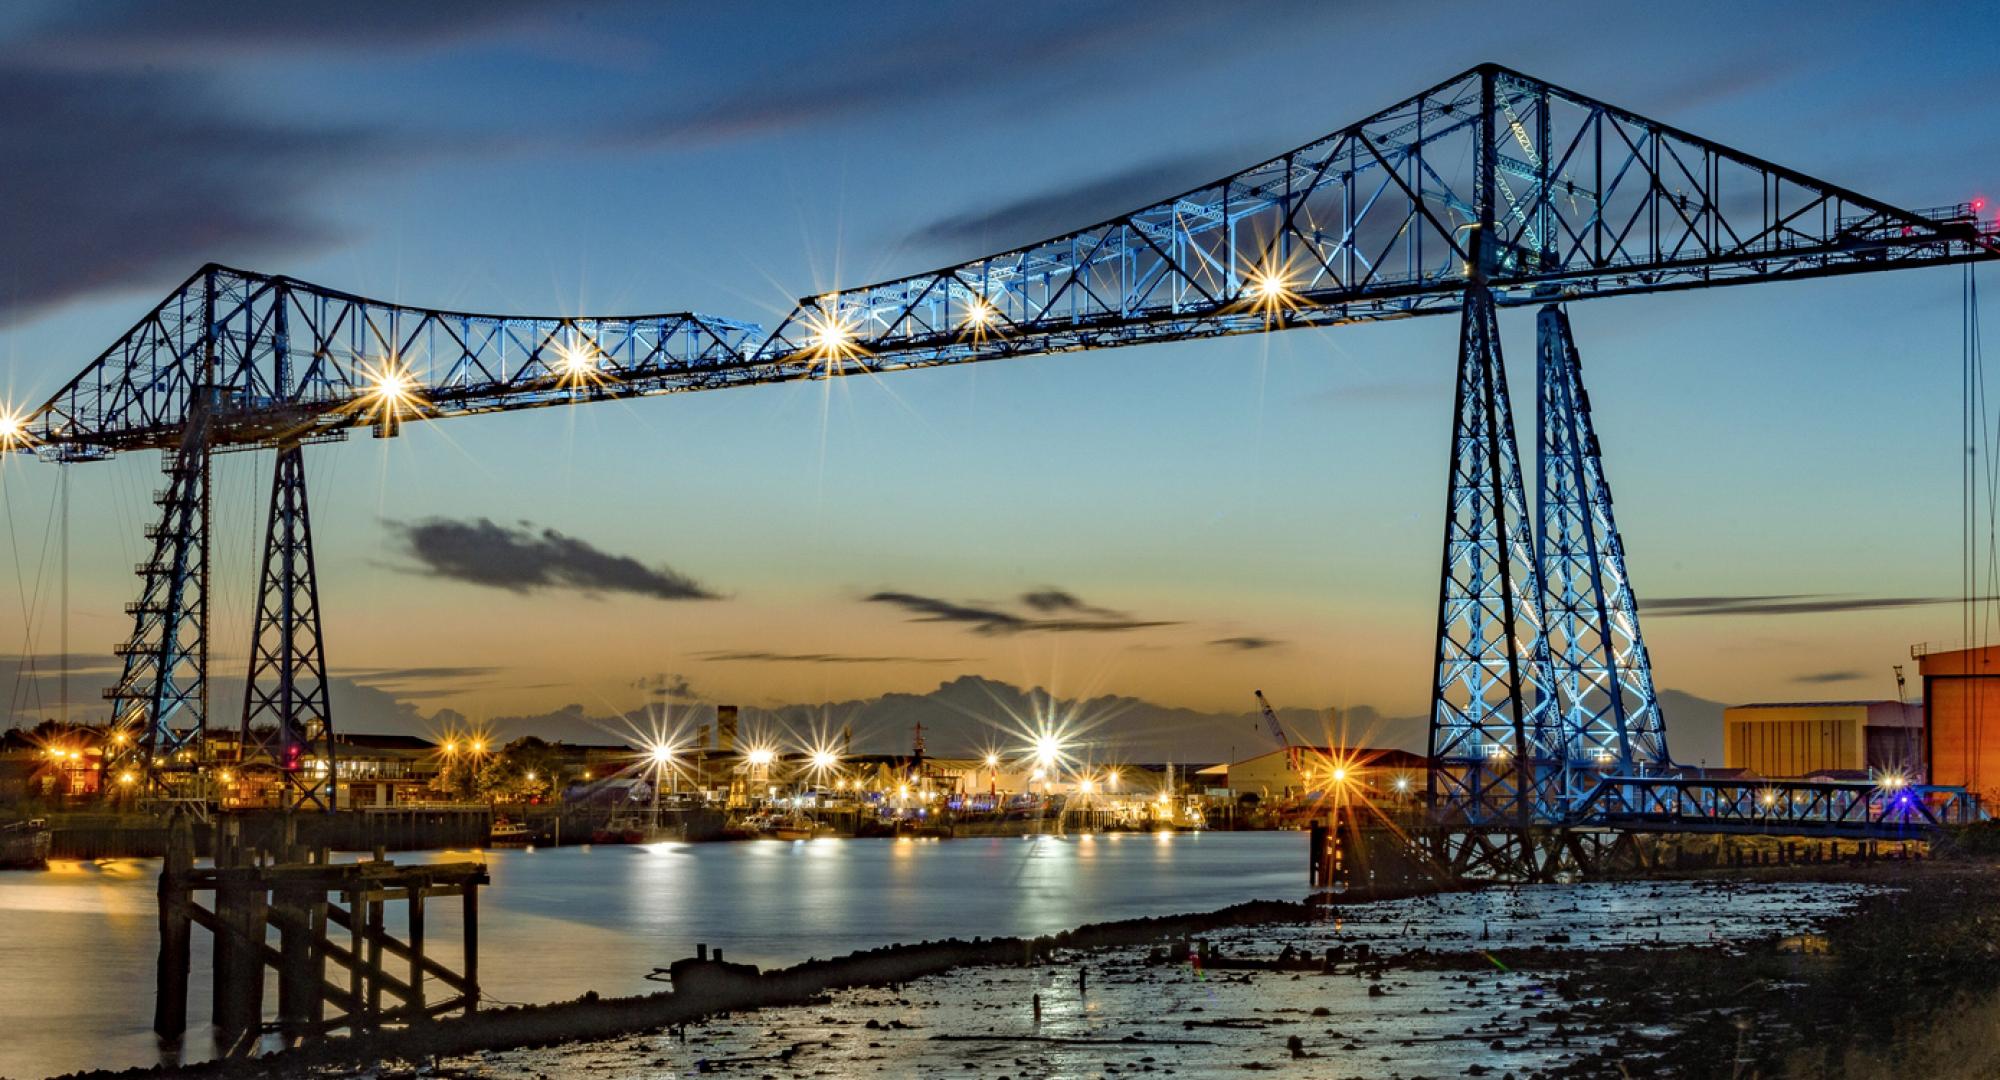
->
<box><xmin>69</xmin><ymin>866</ymin><xmax>2000</xmax><ymax>1079</ymax></box>
<box><xmin>358</xmin><ymin>879</ymin><xmax>1872</xmax><ymax>1079</ymax></box>
<box><xmin>1544</xmin><ymin>863</ymin><xmax>2000</xmax><ymax>1078</ymax></box>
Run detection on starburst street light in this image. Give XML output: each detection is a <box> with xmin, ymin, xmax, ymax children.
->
<box><xmin>0</xmin><ymin>406</ymin><xmax>35</xmax><ymax>450</ymax></box>
<box><xmin>1243</xmin><ymin>260</ymin><xmax>1300</xmax><ymax>318</ymax></box>
<box><xmin>650</xmin><ymin>743</ymin><xmax>676</xmax><ymax>766</ymax></box>
<box><xmin>553</xmin><ymin>335</ymin><xmax>611</xmax><ymax>389</ymax></box>
<box><xmin>801</xmin><ymin>297</ymin><xmax>862</xmax><ymax>368</ymax></box>
<box><xmin>355</xmin><ymin>357</ymin><xmax>427</xmax><ymax>433</ymax></box>
<box><xmin>963</xmin><ymin>297</ymin><xmax>997</xmax><ymax>330</ymax></box>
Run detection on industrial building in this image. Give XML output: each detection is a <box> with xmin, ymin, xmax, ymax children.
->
<box><xmin>1198</xmin><ymin>746</ymin><xmax>1429</xmax><ymax>803</ymax></box>
<box><xmin>1916</xmin><ymin>643</ymin><xmax>2000</xmax><ymax>805</ymax></box>
<box><xmin>1721</xmin><ymin>701</ymin><xmax>1921</xmax><ymax>779</ymax></box>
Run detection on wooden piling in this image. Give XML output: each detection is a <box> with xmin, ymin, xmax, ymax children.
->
<box><xmin>408</xmin><ymin>892</ymin><xmax>426</xmax><ymax>1012</ymax></box>
<box><xmin>462</xmin><ymin>879</ymin><xmax>479</xmax><ymax>1014</ymax></box>
<box><xmin>154</xmin><ymin>831</ymin><xmax>484</xmax><ymax>1048</ymax></box>
<box><xmin>154</xmin><ymin>816</ymin><xmax>194</xmax><ymax>1042</ymax></box>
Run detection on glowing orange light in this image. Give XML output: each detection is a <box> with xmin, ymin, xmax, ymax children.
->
<box><xmin>356</xmin><ymin>357</ymin><xmax>427</xmax><ymax>430</ymax></box>
<box><xmin>0</xmin><ymin>408</ymin><xmax>30</xmax><ymax>449</ymax></box>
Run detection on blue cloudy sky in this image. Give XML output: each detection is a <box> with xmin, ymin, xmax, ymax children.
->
<box><xmin>0</xmin><ymin>1</ymin><xmax>1995</xmax><ymax>748</ymax></box>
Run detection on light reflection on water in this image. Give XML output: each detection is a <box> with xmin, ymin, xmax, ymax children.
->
<box><xmin>0</xmin><ymin>831</ymin><xmax>1301</xmax><ymax>1079</ymax></box>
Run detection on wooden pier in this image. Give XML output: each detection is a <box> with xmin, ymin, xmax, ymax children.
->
<box><xmin>156</xmin><ymin>816</ymin><xmax>487</xmax><ymax>1053</ymax></box>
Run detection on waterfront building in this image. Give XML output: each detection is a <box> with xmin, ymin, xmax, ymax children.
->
<box><xmin>1915</xmin><ymin>644</ymin><xmax>2000</xmax><ymax>804</ymax></box>
<box><xmin>1198</xmin><ymin>746</ymin><xmax>1428</xmax><ymax>804</ymax></box>
<box><xmin>1721</xmin><ymin>701</ymin><xmax>1921</xmax><ymax>780</ymax></box>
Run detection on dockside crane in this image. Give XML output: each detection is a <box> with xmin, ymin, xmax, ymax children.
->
<box><xmin>1254</xmin><ymin>690</ymin><xmax>1290</xmax><ymax>750</ymax></box>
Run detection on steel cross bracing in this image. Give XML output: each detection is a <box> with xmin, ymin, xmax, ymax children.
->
<box><xmin>100</xmin><ymin>398</ymin><xmax>212</xmax><ymax>794</ymax></box>
<box><xmin>238</xmin><ymin>444</ymin><xmax>335</xmax><ymax>811</ymax></box>
<box><xmin>25</xmin><ymin>266</ymin><xmax>766</xmax><ymax>457</ymax></box>
<box><xmin>15</xmin><ymin>65</ymin><xmax>1997</xmax><ymax>458</ymax></box>
<box><xmin>3</xmin><ymin>64</ymin><xmax>1997</xmax><ymax>825</ymax></box>
<box><xmin>1535</xmin><ymin>305</ymin><xmax>1668</xmax><ymax>783</ymax></box>
<box><xmin>1575</xmin><ymin>776</ymin><xmax>1984</xmax><ymax>839</ymax></box>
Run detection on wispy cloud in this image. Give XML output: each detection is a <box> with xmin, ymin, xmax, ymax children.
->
<box><xmin>905</xmin><ymin>149</ymin><xmax>1256</xmax><ymax>257</ymax></box>
<box><xmin>698</xmin><ymin>651</ymin><xmax>967</xmax><ymax>666</ymax></box>
<box><xmin>0</xmin><ymin>3</ymin><xmax>557</xmax><ymax>323</ymax></box>
<box><xmin>1019</xmin><ymin>588</ymin><xmax>1127</xmax><ymax>620</ymax></box>
<box><xmin>389</xmin><ymin>517</ymin><xmax>719</xmax><ymax>601</ymax></box>
<box><xmin>616</xmin><ymin>5</ymin><xmax>1285</xmax><ymax>148</ymax></box>
<box><xmin>635</xmin><ymin>673</ymin><xmax>704</xmax><ymax>702</ymax></box>
<box><xmin>866</xmin><ymin>588</ymin><xmax>1174</xmax><ymax>636</ymax></box>
<box><xmin>1641</xmin><ymin>593</ymin><xmax>1973</xmax><ymax>617</ymax></box>
<box><xmin>1793</xmin><ymin>670</ymin><xmax>1866</xmax><ymax>684</ymax></box>
<box><xmin>342</xmin><ymin>665</ymin><xmax>500</xmax><ymax>683</ymax></box>
<box><xmin>1209</xmin><ymin>636</ymin><xmax>1284</xmax><ymax>651</ymax></box>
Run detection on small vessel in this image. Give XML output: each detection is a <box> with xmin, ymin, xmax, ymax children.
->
<box><xmin>767</xmin><ymin>813</ymin><xmax>832</xmax><ymax>841</ymax></box>
<box><xmin>591</xmin><ymin>809</ymin><xmax>680</xmax><ymax>844</ymax></box>
<box><xmin>1</xmin><ymin>819</ymin><xmax>51</xmax><ymax>870</ymax></box>
<box><xmin>489</xmin><ymin>818</ymin><xmax>531</xmax><ymax>845</ymax></box>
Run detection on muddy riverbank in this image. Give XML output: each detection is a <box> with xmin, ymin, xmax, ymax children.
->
<box><xmin>54</xmin><ymin>861</ymin><xmax>1963</xmax><ymax>1079</ymax></box>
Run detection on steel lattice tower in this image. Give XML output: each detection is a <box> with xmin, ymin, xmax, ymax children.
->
<box><xmin>1535</xmin><ymin>306</ymin><xmax>1670</xmax><ymax>790</ymax></box>
<box><xmin>239</xmin><ymin>443</ymin><xmax>336</xmax><ymax>810</ymax></box>
<box><xmin>103</xmin><ymin>400</ymin><xmax>213</xmax><ymax>796</ymax></box>
<box><xmin>1427</xmin><ymin>285</ymin><xmax>1563</xmax><ymax>829</ymax></box>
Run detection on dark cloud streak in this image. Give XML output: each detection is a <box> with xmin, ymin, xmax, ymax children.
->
<box><xmin>866</xmin><ymin>589</ymin><xmax>1174</xmax><ymax>636</ymax></box>
<box><xmin>699</xmin><ymin>651</ymin><xmax>968</xmax><ymax>666</ymax></box>
<box><xmin>1209</xmin><ymin>636</ymin><xmax>1284</xmax><ymax>651</ymax></box>
<box><xmin>390</xmin><ymin>517</ymin><xmax>718</xmax><ymax>601</ymax></box>
<box><xmin>1641</xmin><ymin>593</ymin><xmax>1980</xmax><ymax>617</ymax></box>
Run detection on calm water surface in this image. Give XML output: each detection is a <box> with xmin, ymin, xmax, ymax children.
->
<box><xmin>0</xmin><ymin>831</ymin><xmax>1302</xmax><ymax>1078</ymax></box>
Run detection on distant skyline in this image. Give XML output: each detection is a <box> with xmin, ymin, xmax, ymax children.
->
<box><xmin>1</xmin><ymin>2</ymin><xmax>1995</xmax><ymax>740</ymax></box>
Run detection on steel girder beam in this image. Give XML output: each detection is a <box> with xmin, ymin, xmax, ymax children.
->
<box><xmin>239</xmin><ymin>443</ymin><xmax>336</xmax><ymax>811</ymax></box>
<box><xmin>1426</xmin><ymin>284</ymin><xmax>1563</xmax><ymax>828</ymax></box>
<box><xmin>102</xmin><ymin>395</ymin><xmax>213</xmax><ymax>795</ymax></box>
<box><xmin>10</xmin><ymin>64</ymin><xmax>1996</xmax><ymax>460</ymax></box>
<box><xmin>1575</xmin><ymin>775</ymin><xmax>1981</xmax><ymax>840</ymax></box>
<box><xmin>746</xmin><ymin>64</ymin><xmax>1997</xmax><ymax>379</ymax></box>
<box><xmin>1534</xmin><ymin>306</ymin><xmax>1669</xmax><ymax>785</ymax></box>
<box><xmin>24</xmin><ymin>265</ymin><xmax>765</xmax><ymax>456</ymax></box>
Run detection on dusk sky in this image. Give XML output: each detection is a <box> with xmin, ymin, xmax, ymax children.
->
<box><xmin>1</xmin><ymin>1</ymin><xmax>1996</xmax><ymax>750</ymax></box>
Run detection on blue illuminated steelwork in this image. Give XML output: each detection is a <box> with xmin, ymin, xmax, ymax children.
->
<box><xmin>1535</xmin><ymin>305</ymin><xmax>1668</xmax><ymax>785</ymax></box>
<box><xmin>1427</xmin><ymin>284</ymin><xmax>1562</xmax><ymax>830</ymax></box>
<box><xmin>26</xmin><ymin>266</ymin><xmax>763</xmax><ymax>457</ymax></box>
<box><xmin>238</xmin><ymin>443</ymin><xmax>335</xmax><ymax>811</ymax></box>
<box><xmin>101</xmin><ymin>396</ymin><xmax>213</xmax><ymax>793</ymax></box>
<box><xmin>15</xmin><ymin>65</ymin><xmax>1996</xmax><ymax>459</ymax></box>
<box><xmin>1578</xmin><ymin>776</ymin><xmax>1981</xmax><ymax>839</ymax></box>
<box><xmin>5</xmin><ymin>64</ymin><xmax>1997</xmax><ymax>816</ymax></box>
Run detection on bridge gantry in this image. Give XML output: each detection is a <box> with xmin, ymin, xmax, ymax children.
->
<box><xmin>0</xmin><ymin>63</ymin><xmax>1995</xmax><ymax>854</ymax></box>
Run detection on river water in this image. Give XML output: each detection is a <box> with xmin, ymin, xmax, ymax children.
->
<box><xmin>0</xmin><ymin>831</ymin><xmax>1303</xmax><ymax>1079</ymax></box>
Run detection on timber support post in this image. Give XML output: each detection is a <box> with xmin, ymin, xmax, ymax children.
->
<box><xmin>153</xmin><ymin>830</ymin><xmax>485</xmax><ymax>1047</ymax></box>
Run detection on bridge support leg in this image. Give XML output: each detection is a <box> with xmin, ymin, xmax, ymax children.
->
<box><xmin>1534</xmin><ymin>305</ymin><xmax>1669</xmax><ymax>792</ymax></box>
<box><xmin>105</xmin><ymin>402</ymin><xmax>214</xmax><ymax>798</ymax></box>
<box><xmin>240</xmin><ymin>442</ymin><xmax>336</xmax><ymax>810</ymax></box>
<box><xmin>1427</xmin><ymin>286</ymin><xmax>1562</xmax><ymax>829</ymax></box>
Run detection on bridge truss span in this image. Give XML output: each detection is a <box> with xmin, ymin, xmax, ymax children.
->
<box><xmin>2</xmin><ymin>64</ymin><xmax>1997</xmax><ymax>834</ymax></box>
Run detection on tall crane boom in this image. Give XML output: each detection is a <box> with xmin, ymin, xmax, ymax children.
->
<box><xmin>1254</xmin><ymin>690</ymin><xmax>1289</xmax><ymax>750</ymax></box>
